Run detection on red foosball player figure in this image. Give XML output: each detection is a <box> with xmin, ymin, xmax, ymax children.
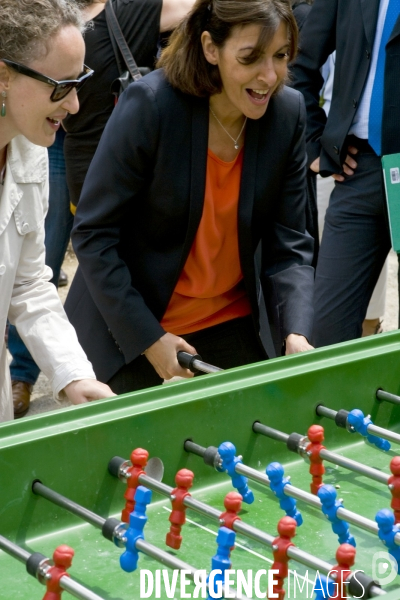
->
<box><xmin>388</xmin><ymin>456</ymin><xmax>400</xmax><ymax>524</ymax></box>
<box><xmin>268</xmin><ymin>516</ymin><xmax>297</xmax><ymax>600</ymax></box>
<box><xmin>220</xmin><ymin>491</ymin><xmax>243</xmax><ymax>530</ymax></box>
<box><xmin>122</xmin><ymin>448</ymin><xmax>149</xmax><ymax>523</ymax></box>
<box><xmin>330</xmin><ymin>543</ymin><xmax>356</xmax><ymax>600</ymax></box>
<box><xmin>166</xmin><ymin>469</ymin><xmax>194</xmax><ymax>550</ymax></box>
<box><xmin>306</xmin><ymin>425</ymin><xmax>326</xmax><ymax>495</ymax></box>
<box><xmin>220</xmin><ymin>491</ymin><xmax>243</xmax><ymax>551</ymax></box>
<box><xmin>42</xmin><ymin>545</ymin><xmax>74</xmax><ymax>600</ymax></box>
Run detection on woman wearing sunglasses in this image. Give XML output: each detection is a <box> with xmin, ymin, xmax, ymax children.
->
<box><xmin>0</xmin><ymin>0</ymin><xmax>115</xmax><ymax>422</ymax></box>
<box><xmin>66</xmin><ymin>0</ymin><xmax>315</xmax><ymax>393</ymax></box>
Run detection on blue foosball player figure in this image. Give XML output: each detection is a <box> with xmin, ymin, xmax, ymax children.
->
<box><xmin>318</xmin><ymin>485</ymin><xmax>356</xmax><ymax>547</ymax></box>
<box><xmin>348</xmin><ymin>409</ymin><xmax>391</xmax><ymax>451</ymax></box>
<box><xmin>375</xmin><ymin>508</ymin><xmax>400</xmax><ymax>570</ymax></box>
<box><xmin>207</xmin><ymin>527</ymin><xmax>236</xmax><ymax>600</ymax></box>
<box><xmin>120</xmin><ymin>485</ymin><xmax>152</xmax><ymax>572</ymax></box>
<box><xmin>266</xmin><ymin>462</ymin><xmax>303</xmax><ymax>526</ymax></box>
<box><xmin>217</xmin><ymin>442</ymin><xmax>254</xmax><ymax>504</ymax></box>
<box><xmin>313</xmin><ymin>574</ymin><xmax>337</xmax><ymax>600</ymax></box>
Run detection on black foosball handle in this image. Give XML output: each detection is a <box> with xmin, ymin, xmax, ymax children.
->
<box><xmin>177</xmin><ymin>351</ymin><xmax>223</xmax><ymax>374</ymax></box>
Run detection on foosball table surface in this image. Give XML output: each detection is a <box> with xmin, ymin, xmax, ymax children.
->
<box><xmin>2</xmin><ymin>331</ymin><xmax>400</xmax><ymax>599</ymax></box>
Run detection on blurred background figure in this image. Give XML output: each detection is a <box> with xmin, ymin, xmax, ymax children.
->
<box><xmin>64</xmin><ymin>0</ymin><xmax>195</xmax><ymax>212</ymax></box>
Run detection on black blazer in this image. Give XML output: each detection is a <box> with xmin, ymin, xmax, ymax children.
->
<box><xmin>291</xmin><ymin>0</ymin><xmax>400</xmax><ymax>175</ymax></box>
<box><xmin>65</xmin><ymin>69</ymin><xmax>314</xmax><ymax>382</ymax></box>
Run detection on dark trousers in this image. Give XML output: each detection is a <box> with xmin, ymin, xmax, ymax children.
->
<box><xmin>107</xmin><ymin>315</ymin><xmax>267</xmax><ymax>395</ymax></box>
<box><xmin>313</xmin><ymin>148</ymin><xmax>391</xmax><ymax>347</ymax></box>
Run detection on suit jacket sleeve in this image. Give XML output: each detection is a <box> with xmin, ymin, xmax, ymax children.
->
<box><xmin>71</xmin><ymin>81</ymin><xmax>166</xmax><ymax>363</ymax></box>
<box><xmin>290</xmin><ymin>0</ymin><xmax>338</xmax><ymax>167</ymax></box>
<box><xmin>261</xmin><ymin>92</ymin><xmax>314</xmax><ymax>348</ymax></box>
<box><xmin>292</xmin><ymin>3</ymin><xmax>311</xmax><ymax>32</ymax></box>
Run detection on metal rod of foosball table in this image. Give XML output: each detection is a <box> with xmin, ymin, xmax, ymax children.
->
<box><xmin>177</xmin><ymin>351</ymin><xmax>223</xmax><ymax>374</ymax></box>
<box><xmin>321</xmin><ymin>449</ymin><xmax>388</xmax><ymax>483</ymax></box>
<box><xmin>32</xmin><ymin>482</ymin><xmax>249</xmax><ymax>600</ymax></box>
<box><xmin>184</xmin><ymin>439</ymin><xmax>400</xmax><ymax>547</ymax></box>
<box><xmin>253</xmin><ymin>422</ymin><xmax>389</xmax><ymax>484</ymax></box>
<box><xmin>377</xmin><ymin>389</ymin><xmax>400</xmax><ymax>406</ymax></box>
<box><xmin>133</xmin><ymin>539</ymin><xmax>249</xmax><ymax>600</ymax></box>
<box><xmin>235</xmin><ymin>462</ymin><xmax>386</xmax><ymax>535</ymax></box>
<box><xmin>0</xmin><ymin>534</ymin><xmax>105</xmax><ymax>600</ymax></box>
<box><xmin>0</xmin><ymin>534</ymin><xmax>30</xmax><ymax>562</ymax></box>
<box><xmin>121</xmin><ymin>466</ymin><xmax>362</xmax><ymax>575</ymax></box>
<box><xmin>179</xmin><ymin>448</ymin><xmax>385</xmax><ymax>598</ymax></box>
<box><xmin>124</xmin><ymin>464</ymin><xmax>380</xmax><ymax>586</ymax></box>
<box><xmin>139</xmin><ymin>474</ymin><xmax>336</xmax><ymax>573</ymax></box>
<box><xmin>53</xmin><ymin>577</ymin><xmax>107</xmax><ymax>600</ymax></box>
<box><xmin>139</xmin><ymin>474</ymin><xmax>223</xmax><ymax>521</ymax></box>
<box><xmin>231</xmin><ymin>519</ymin><xmax>334</xmax><ymax>575</ymax></box>
<box><xmin>33</xmin><ymin>481</ymin><xmax>105</xmax><ymax>528</ymax></box>
<box><xmin>316</xmin><ymin>405</ymin><xmax>400</xmax><ymax>446</ymax></box>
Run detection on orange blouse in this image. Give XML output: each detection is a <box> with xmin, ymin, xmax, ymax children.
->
<box><xmin>160</xmin><ymin>147</ymin><xmax>251</xmax><ymax>335</ymax></box>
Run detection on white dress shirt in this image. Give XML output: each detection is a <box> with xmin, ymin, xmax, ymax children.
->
<box><xmin>349</xmin><ymin>0</ymin><xmax>390</xmax><ymax>139</ymax></box>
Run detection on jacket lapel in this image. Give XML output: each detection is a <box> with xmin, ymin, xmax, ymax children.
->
<box><xmin>238</xmin><ymin>118</ymin><xmax>258</xmax><ymax>272</ymax></box>
<box><xmin>178</xmin><ymin>97</ymin><xmax>208</xmax><ymax>271</ymax></box>
<box><xmin>360</xmin><ymin>0</ymin><xmax>381</xmax><ymax>51</ymax></box>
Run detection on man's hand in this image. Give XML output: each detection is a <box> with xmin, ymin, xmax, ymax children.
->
<box><xmin>285</xmin><ymin>333</ymin><xmax>314</xmax><ymax>355</ymax></box>
<box><xmin>309</xmin><ymin>145</ymin><xmax>359</xmax><ymax>181</ymax></box>
<box><xmin>144</xmin><ymin>332</ymin><xmax>198</xmax><ymax>380</ymax></box>
<box><xmin>309</xmin><ymin>157</ymin><xmax>321</xmax><ymax>174</ymax></box>
<box><xmin>63</xmin><ymin>380</ymin><xmax>116</xmax><ymax>405</ymax></box>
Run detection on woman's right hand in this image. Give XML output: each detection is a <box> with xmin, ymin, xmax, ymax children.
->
<box><xmin>143</xmin><ymin>332</ymin><xmax>198</xmax><ymax>380</ymax></box>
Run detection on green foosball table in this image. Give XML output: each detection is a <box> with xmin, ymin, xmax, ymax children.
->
<box><xmin>2</xmin><ymin>332</ymin><xmax>400</xmax><ymax>600</ymax></box>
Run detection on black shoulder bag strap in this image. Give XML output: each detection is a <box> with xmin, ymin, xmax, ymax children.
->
<box><xmin>105</xmin><ymin>0</ymin><xmax>142</xmax><ymax>81</ymax></box>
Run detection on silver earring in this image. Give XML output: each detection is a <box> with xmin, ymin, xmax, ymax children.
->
<box><xmin>1</xmin><ymin>91</ymin><xmax>6</xmax><ymax>117</ymax></box>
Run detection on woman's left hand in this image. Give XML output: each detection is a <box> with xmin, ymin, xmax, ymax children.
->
<box><xmin>63</xmin><ymin>379</ymin><xmax>116</xmax><ymax>405</ymax></box>
<box><xmin>285</xmin><ymin>333</ymin><xmax>314</xmax><ymax>355</ymax></box>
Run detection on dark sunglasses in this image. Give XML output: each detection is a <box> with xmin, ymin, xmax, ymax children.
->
<box><xmin>1</xmin><ymin>58</ymin><xmax>94</xmax><ymax>102</ymax></box>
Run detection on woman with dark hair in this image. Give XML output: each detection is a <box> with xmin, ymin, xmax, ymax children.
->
<box><xmin>65</xmin><ymin>0</ymin><xmax>315</xmax><ymax>394</ymax></box>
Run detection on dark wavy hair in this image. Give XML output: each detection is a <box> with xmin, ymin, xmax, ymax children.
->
<box><xmin>158</xmin><ymin>0</ymin><xmax>297</xmax><ymax>97</ymax></box>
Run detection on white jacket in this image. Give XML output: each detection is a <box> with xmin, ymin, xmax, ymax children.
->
<box><xmin>0</xmin><ymin>135</ymin><xmax>95</xmax><ymax>422</ymax></box>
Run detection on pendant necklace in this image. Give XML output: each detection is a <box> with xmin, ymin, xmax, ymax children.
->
<box><xmin>209</xmin><ymin>107</ymin><xmax>247</xmax><ymax>150</ymax></box>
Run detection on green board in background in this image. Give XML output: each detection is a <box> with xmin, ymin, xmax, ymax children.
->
<box><xmin>382</xmin><ymin>152</ymin><xmax>400</xmax><ymax>252</ymax></box>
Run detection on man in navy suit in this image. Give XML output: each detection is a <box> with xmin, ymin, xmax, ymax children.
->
<box><xmin>291</xmin><ymin>0</ymin><xmax>400</xmax><ymax>346</ymax></box>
